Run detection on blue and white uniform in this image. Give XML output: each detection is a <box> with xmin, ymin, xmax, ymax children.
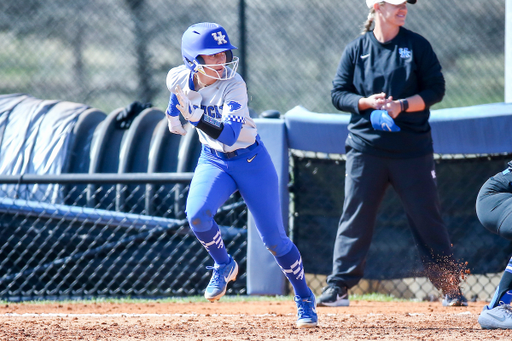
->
<box><xmin>165</xmin><ymin>23</ymin><xmax>317</xmax><ymax>328</ymax></box>
<box><xmin>166</xmin><ymin>64</ymin><xmax>297</xmax><ymax>258</ymax></box>
<box><xmin>165</xmin><ymin>56</ymin><xmax>311</xmax><ymax>298</ymax></box>
<box><xmin>167</xmin><ymin>65</ymin><xmax>256</xmax><ymax>152</ymax></box>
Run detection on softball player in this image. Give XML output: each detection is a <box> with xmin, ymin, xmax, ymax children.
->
<box><xmin>165</xmin><ymin>22</ymin><xmax>317</xmax><ymax>328</ymax></box>
<box><xmin>476</xmin><ymin>162</ymin><xmax>512</xmax><ymax>329</ymax></box>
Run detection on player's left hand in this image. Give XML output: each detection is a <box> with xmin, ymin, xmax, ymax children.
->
<box><xmin>166</xmin><ymin>114</ymin><xmax>187</xmax><ymax>135</ymax></box>
<box><xmin>175</xmin><ymin>84</ymin><xmax>203</xmax><ymax>123</ymax></box>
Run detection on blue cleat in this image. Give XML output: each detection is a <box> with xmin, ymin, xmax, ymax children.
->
<box><xmin>294</xmin><ymin>291</ymin><xmax>318</xmax><ymax>328</ymax></box>
<box><xmin>204</xmin><ymin>256</ymin><xmax>238</xmax><ymax>302</ymax></box>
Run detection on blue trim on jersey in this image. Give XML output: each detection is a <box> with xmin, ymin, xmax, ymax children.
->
<box><xmin>189</xmin><ymin>71</ymin><xmax>195</xmax><ymax>91</ymax></box>
<box><xmin>225</xmin><ymin>115</ymin><xmax>245</xmax><ymax>123</ymax></box>
<box><xmin>217</xmin><ymin>120</ymin><xmax>242</xmax><ymax>146</ymax></box>
<box><xmin>165</xmin><ymin>93</ymin><xmax>181</xmax><ymax>117</ymax></box>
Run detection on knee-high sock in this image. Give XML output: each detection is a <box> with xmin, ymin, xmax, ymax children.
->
<box><xmin>274</xmin><ymin>245</ymin><xmax>310</xmax><ymax>298</ymax></box>
<box><xmin>490</xmin><ymin>256</ymin><xmax>512</xmax><ymax>308</ymax></box>
<box><xmin>193</xmin><ymin>222</ymin><xmax>230</xmax><ymax>266</ymax></box>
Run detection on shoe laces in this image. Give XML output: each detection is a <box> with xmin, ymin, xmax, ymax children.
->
<box><xmin>206</xmin><ymin>263</ymin><xmax>227</xmax><ymax>286</ymax></box>
<box><xmin>499</xmin><ymin>303</ymin><xmax>512</xmax><ymax>316</ymax></box>
<box><xmin>296</xmin><ymin>296</ymin><xmax>315</xmax><ymax>318</ymax></box>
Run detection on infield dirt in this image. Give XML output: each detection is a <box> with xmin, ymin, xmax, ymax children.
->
<box><xmin>0</xmin><ymin>300</ymin><xmax>511</xmax><ymax>340</ymax></box>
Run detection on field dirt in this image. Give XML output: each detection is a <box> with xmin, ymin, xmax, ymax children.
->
<box><xmin>0</xmin><ymin>299</ymin><xmax>511</xmax><ymax>340</ymax></box>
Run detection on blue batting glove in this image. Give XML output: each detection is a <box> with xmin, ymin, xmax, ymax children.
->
<box><xmin>370</xmin><ymin>110</ymin><xmax>401</xmax><ymax>132</ymax></box>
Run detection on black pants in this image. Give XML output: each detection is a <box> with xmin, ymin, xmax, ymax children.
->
<box><xmin>327</xmin><ymin>148</ymin><xmax>456</xmax><ymax>290</ymax></box>
<box><xmin>476</xmin><ymin>164</ymin><xmax>512</xmax><ymax>240</ymax></box>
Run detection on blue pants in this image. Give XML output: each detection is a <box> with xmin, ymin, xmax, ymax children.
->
<box><xmin>327</xmin><ymin>148</ymin><xmax>456</xmax><ymax>290</ymax></box>
<box><xmin>186</xmin><ymin>140</ymin><xmax>293</xmax><ymax>257</ymax></box>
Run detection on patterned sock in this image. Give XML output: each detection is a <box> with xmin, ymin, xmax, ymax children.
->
<box><xmin>193</xmin><ymin>222</ymin><xmax>230</xmax><ymax>265</ymax></box>
<box><xmin>489</xmin><ymin>256</ymin><xmax>512</xmax><ymax>308</ymax></box>
<box><xmin>274</xmin><ymin>245</ymin><xmax>310</xmax><ymax>298</ymax></box>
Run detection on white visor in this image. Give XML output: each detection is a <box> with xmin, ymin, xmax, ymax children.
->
<box><xmin>366</xmin><ymin>0</ymin><xmax>413</xmax><ymax>8</ymax></box>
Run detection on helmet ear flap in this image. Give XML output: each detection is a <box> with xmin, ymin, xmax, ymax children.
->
<box><xmin>196</xmin><ymin>56</ymin><xmax>205</xmax><ymax>65</ymax></box>
<box><xmin>225</xmin><ymin>50</ymin><xmax>233</xmax><ymax>63</ymax></box>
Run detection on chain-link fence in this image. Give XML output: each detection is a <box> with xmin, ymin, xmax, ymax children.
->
<box><xmin>0</xmin><ymin>0</ymin><xmax>508</xmax><ymax>301</ymax></box>
<box><xmin>0</xmin><ymin>174</ymin><xmax>248</xmax><ymax>301</ymax></box>
<box><xmin>0</xmin><ymin>154</ymin><xmax>509</xmax><ymax>301</ymax></box>
<box><xmin>0</xmin><ymin>0</ymin><xmax>505</xmax><ymax>116</ymax></box>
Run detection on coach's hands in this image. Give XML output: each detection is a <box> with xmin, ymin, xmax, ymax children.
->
<box><xmin>167</xmin><ymin>114</ymin><xmax>187</xmax><ymax>135</ymax></box>
<box><xmin>175</xmin><ymin>84</ymin><xmax>203</xmax><ymax>124</ymax></box>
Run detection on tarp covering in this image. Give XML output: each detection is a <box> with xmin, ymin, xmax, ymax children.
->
<box><xmin>0</xmin><ymin>94</ymin><xmax>89</xmax><ymax>203</ymax></box>
<box><xmin>285</xmin><ymin>103</ymin><xmax>512</xmax><ymax>155</ymax></box>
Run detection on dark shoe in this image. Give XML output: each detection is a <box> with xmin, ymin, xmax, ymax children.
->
<box><xmin>442</xmin><ymin>290</ymin><xmax>468</xmax><ymax>307</ymax></box>
<box><xmin>317</xmin><ymin>285</ymin><xmax>349</xmax><ymax>307</ymax></box>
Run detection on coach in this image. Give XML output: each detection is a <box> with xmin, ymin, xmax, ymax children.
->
<box><xmin>317</xmin><ymin>0</ymin><xmax>467</xmax><ymax>307</ymax></box>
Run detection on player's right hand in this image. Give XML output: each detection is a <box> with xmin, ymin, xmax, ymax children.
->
<box><xmin>167</xmin><ymin>114</ymin><xmax>187</xmax><ymax>136</ymax></box>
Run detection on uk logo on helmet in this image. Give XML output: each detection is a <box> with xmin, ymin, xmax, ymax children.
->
<box><xmin>212</xmin><ymin>32</ymin><xmax>227</xmax><ymax>45</ymax></box>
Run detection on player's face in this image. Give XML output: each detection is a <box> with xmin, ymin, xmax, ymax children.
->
<box><xmin>379</xmin><ymin>2</ymin><xmax>407</xmax><ymax>26</ymax></box>
<box><xmin>196</xmin><ymin>51</ymin><xmax>238</xmax><ymax>82</ymax></box>
<box><xmin>197</xmin><ymin>52</ymin><xmax>235</xmax><ymax>83</ymax></box>
<box><xmin>200</xmin><ymin>52</ymin><xmax>227</xmax><ymax>77</ymax></box>
<box><xmin>202</xmin><ymin>52</ymin><xmax>227</xmax><ymax>66</ymax></box>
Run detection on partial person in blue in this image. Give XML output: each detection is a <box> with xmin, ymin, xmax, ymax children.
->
<box><xmin>317</xmin><ymin>0</ymin><xmax>468</xmax><ymax>307</ymax></box>
<box><xmin>164</xmin><ymin>22</ymin><xmax>317</xmax><ymax>328</ymax></box>
<box><xmin>476</xmin><ymin>162</ymin><xmax>512</xmax><ymax>329</ymax></box>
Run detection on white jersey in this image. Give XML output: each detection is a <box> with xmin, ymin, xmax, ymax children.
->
<box><xmin>166</xmin><ymin>65</ymin><xmax>257</xmax><ymax>153</ymax></box>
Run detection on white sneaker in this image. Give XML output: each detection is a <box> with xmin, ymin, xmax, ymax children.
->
<box><xmin>478</xmin><ymin>304</ymin><xmax>512</xmax><ymax>329</ymax></box>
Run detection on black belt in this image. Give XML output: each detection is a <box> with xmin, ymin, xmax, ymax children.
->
<box><xmin>206</xmin><ymin>140</ymin><xmax>259</xmax><ymax>159</ymax></box>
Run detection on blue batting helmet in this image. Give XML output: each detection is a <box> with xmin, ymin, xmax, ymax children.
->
<box><xmin>181</xmin><ymin>23</ymin><xmax>238</xmax><ymax>73</ymax></box>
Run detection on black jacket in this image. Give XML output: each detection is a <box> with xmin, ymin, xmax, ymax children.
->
<box><xmin>331</xmin><ymin>27</ymin><xmax>445</xmax><ymax>158</ymax></box>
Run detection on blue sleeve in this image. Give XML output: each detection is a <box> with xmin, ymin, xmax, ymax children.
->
<box><xmin>165</xmin><ymin>93</ymin><xmax>180</xmax><ymax>117</ymax></box>
<box><xmin>217</xmin><ymin>120</ymin><xmax>243</xmax><ymax>146</ymax></box>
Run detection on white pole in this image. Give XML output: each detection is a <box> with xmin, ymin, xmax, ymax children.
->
<box><xmin>506</xmin><ymin>0</ymin><xmax>512</xmax><ymax>103</ymax></box>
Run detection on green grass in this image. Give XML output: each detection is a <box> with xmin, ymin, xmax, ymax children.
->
<box><xmin>0</xmin><ymin>293</ymin><xmax>411</xmax><ymax>305</ymax></box>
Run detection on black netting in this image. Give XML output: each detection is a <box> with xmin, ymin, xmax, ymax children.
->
<box><xmin>291</xmin><ymin>152</ymin><xmax>512</xmax><ymax>299</ymax></box>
